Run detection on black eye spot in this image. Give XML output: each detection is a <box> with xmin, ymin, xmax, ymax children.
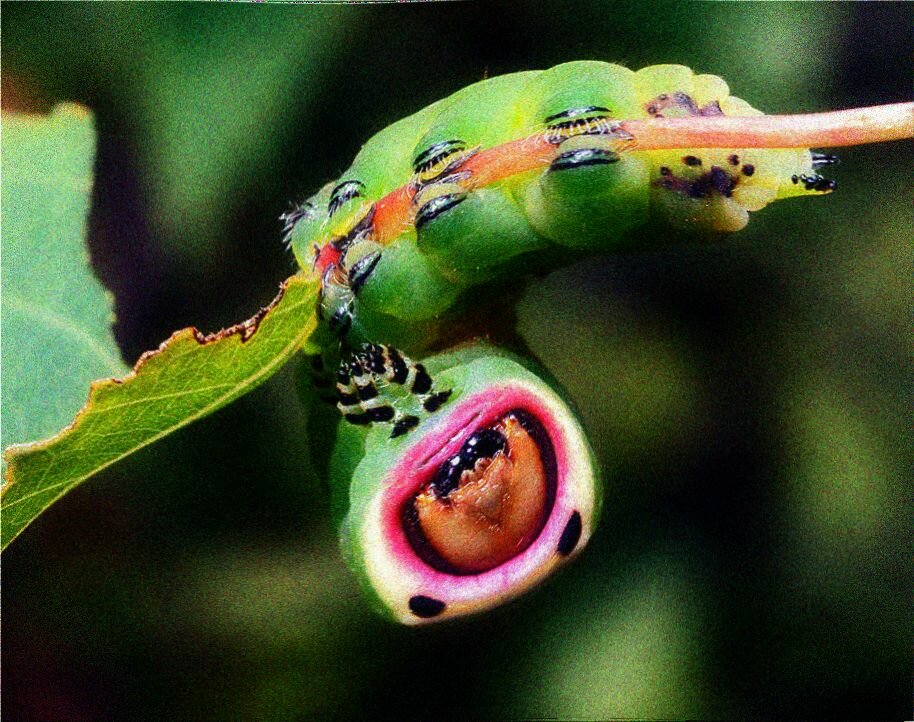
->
<box><xmin>741</xmin><ymin>164</ymin><xmax>755</xmax><ymax>177</ymax></box>
<box><xmin>682</xmin><ymin>155</ymin><xmax>702</xmax><ymax>167</ymax></box>
<box><xmin>461</xmin><ymin>428</ymin><xmax>507</xmax><ymax>463</ymax></box>
<box><xmin>727</xmin><ymin>154</ymin><xmax>740</xmax><ymax>166</ymax></box>
<box><xmin>557</xmin><ymin>511</ymin><xmax>582</xmax><ymax>556</ymax></box>
<box><xmin>432</xmin><ymin>456</ymin><xmax>465</xmax><ymax>497</ymax></box>
<box><xmin>659</xmin><ymin>166</ymin><xmax>671</xmax><ymax>177</ymax></box>
<box><xmin>409</xmin><ymin>595</ymin><xmax>446</xmax><ymax>618</ymax></box>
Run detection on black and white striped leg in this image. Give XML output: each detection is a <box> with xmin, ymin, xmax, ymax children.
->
<box><xmin>336</xmin><ymin>343</ymin><xmax>452</xmax><ymax>438</ymax></box>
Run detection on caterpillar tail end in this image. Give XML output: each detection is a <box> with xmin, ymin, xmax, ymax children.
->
<box><xmin>331</xmin><ymin>346</ymin><xmax>601</xmax><ymax>624</ymax></box>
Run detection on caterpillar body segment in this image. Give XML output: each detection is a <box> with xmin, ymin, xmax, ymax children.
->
<box><xmin>285</xmin><ymin>62</ymin><xmax>836</xmax><ymax>344</ymax></box>
<box><xmin>327</xmin><ymin>344</ymin><xmax>601</xmax><ymax>624</ymax></box>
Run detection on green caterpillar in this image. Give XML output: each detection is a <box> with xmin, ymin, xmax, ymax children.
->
<box><xmin>316</xmin><ymin>343</ymin><xmax>600</xmax><ymax>624</ymax></box>
<box><xmin>290</xmin><ymin>61</ymin><xmax>845</xmax><ymax>623</ymax></box>
<box><xmin>283</xmin><ymin>61</ymin><xmax>836</xmax><ymax>350</ymax></box>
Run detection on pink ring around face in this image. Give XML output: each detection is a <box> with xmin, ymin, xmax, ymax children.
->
<box><xmin>371</xmin><ymin>382</ymin><xmax>593</xmax><ymax>621</ymax></box>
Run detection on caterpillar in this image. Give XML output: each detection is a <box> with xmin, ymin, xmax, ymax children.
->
<box><xmin>289</xmin><ymin>61</ymin><xmax>910</xmax><ymax>623</ymax></box>
<box><xmin>321</xmin><ymin>343</ymin><xmax>599</xmax><ymax>624</ymax></box>
<box><xmin>283</xmin><ymin>61</ymin><xmax>843</xmax><ymax>350</ymax></box>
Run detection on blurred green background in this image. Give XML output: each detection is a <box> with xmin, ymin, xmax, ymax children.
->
<box><xmin>2</xmin><ymin>2</ymin><xmax>910</xmax><ymax>719</ymax></box>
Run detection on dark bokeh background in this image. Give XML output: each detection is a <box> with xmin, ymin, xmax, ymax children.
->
<box><xmin>3</xmin><ymin>2</ymin><xmax>911</xmax><ymax>719</ymax></box>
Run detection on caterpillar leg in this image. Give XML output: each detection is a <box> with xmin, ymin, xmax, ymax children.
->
<box><xmin>336</xmin><ymin>343</ymin><xmax>452</xmax><ymax>439</ymax></box>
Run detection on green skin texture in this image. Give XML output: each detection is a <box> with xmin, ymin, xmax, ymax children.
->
<box><xmin>324</xmin><ymin>344</ymin><xmax>602</xmax><ymax>622</ymax></box>
<box><xmin>289</xmin><ymin>61</ymin><xmax>824</xmax><ymax>352</ymax></box>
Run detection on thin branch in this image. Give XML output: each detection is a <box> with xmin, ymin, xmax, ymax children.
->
<box><xmin>620</xmin><ymin>103</ymin><xmax>914</xmax><ymax>150</ymax></box>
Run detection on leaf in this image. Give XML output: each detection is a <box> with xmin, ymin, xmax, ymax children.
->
<box><xmin>2</xmin><ymin>273</ymin><xmax>320</xmax><ymax>550</ymax></box>
<box><xmin>1</xmin><ymin>103</ymin><xmax>127</xmax><ymax>451</ymax></box>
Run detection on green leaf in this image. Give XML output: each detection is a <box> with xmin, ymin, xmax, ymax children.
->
<box><xmin>2</xmin><ymin>274</ymin><xmax>320</xmax><ymax>550</ymax></box>
<box><xmin>1</xmin><ymin>103</ymin><xmax>126</xmax><ymax>451</ymax></box>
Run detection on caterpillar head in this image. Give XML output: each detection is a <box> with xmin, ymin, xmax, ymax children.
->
<box><xmin>329</xmin><ymin>344</ymin><xmax>601</xmax><ymax>624</ymax></box>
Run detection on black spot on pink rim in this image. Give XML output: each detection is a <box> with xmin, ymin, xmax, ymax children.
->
<box><xmin>409</xmin><ymin>595</ymin><xmax>446</xmax><ymax>618</ymax></box>
<box><xmin>557</xmin><ymin>511</ymin><xmax>582</xmax><ymax>556</ymax></box>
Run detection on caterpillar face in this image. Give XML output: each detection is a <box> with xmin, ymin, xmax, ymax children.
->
<box><xmin>283</xmin><ymin>62</ymin><xmax>836</xmax><ymax>346</ymax></box>
<box><xmin>329</xmin><ymin>345</ymin><xmax>600</xmax><ymax>624</ymax></box>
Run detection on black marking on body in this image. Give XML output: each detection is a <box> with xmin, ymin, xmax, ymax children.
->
<box><xmin>328</xmin><ymin>306</ymin><xmax>353</xmax><ymax>336</ymax></box>
<box><xmin>803</xmin><ymin>173</ymin><xmax>836</xmax><ymax>191</ymax></box>
<box><xmin>792</xmin><ymin>173</ymin><xmax>836</xmax><ymax>191</ymax></box>
<box><xmin>412</xmin><ymin>139</ymin><xmax>476</xmax><ymax>184</ymax></box>
<box><xmin>423</xmin><ymin>389</ymin><xmax>452</xmax><ymax>413</ymax></box>
<box><xmin>391</xmin><ymin>415</ymin><xmax>420</xmax><ymax>438</ymax></box>
<box><xmin>388</xmin><ymin>347</ymin><xmax>409</xmax><ymax>384</ymax></box>
<box><xmin>727</xmin><ymin>154</ymin><xmax>740</xmax><ymax>166</ymax></box>
<box><xmin>336</xmin><ymin>205</ymin><xmax>376</xmax><ymax>256</ymax></box>
<box><xmin>364</xmin><ymin>344</ymin><xmax>386</xmax><ymax>373</ymax></box>
<box><xmin>409</xmin><ymin>595</ymin><xmax>446</xmax><ymax>618</ymax></box>
<box><xmin>366</xmin><ymin>405</ymin><xmax>396</xmax><ymax>423</ymax></box>
<box><xmin>557</xmin><ymin>511</ymin><xmax>582</xmax><ymax>556</ymax></box>
<box><xmin>683</xmin><ymin>155</ymin><xmax>702</xmax><ymax>167</ymax></box>
<box><xmin>337</xmin><ymin>344</ymin><xmax>453</xmax><ymax>437</ymax></box>
<box><xmin>344</xmin><ymin>413</ymin><xmax>372</xmax><ymax>425</ymax></box>
<box><xmin>549</xmin><ymin>147</ymin><xmax>619</xmax><ymax>172</ymax></box>
<box><xmin>811</xmin><ymin>151</ymin><xmax>840</xmax><ymax>168</ymax></box>
<box><xmin>411</xmin><ymin>365</ymin><xmax>432</xmax><ymax>395</ymax></box>
<box><xmin>415</xmin><ymin>193</ymin><xmax>467</xmax><ymax>229</ymax></box>
<box><xmin>657</xmin><ymin>164</ymin><xmax>738</xmax><ymax>198</ymax></box>
<box><xmin>338</xmin><ymin>391</ymin><xmax>359</xmax><ymax>405</ymax></box>
<box><xmin>543</xmin><ymin>105</ymin><xmax>610</xmax><ymax>124</ymax></box>
<box><xmin>646</xmin><ymin>91</ymin><xmax>699</xmax><ymax>117</ymax></box>
<box><xmin>543</xmin><ymin>106</ymin><xmax>616</xmax><ymax>145</ymax></box>
<box><xmin>328</xmin><ymin>180</ymin><xmax>366</xmax><ymax>217</ymax></box>
<box><xmin>741</xmin><ymin>164</ymin><xmax>755</xmax><ymax>177</ymax></box>
<box><xmin>646</xmin><ymin>92</ymin><xmax>723</xmax><ymax>118</ymax></box>
<box><xmin>413</xmin><ymin>139</ymin><xmax>466</xmax><ymax>172</ymax></box>
<box><xmin>357</xmin><ymin>384</ymin><xmax>378</xmax><ymax>401</ymax></box>
<box><xmin>349</xmin><ymin>251</ymin><xmax>381</xmax><ymax>294</ymax></box>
